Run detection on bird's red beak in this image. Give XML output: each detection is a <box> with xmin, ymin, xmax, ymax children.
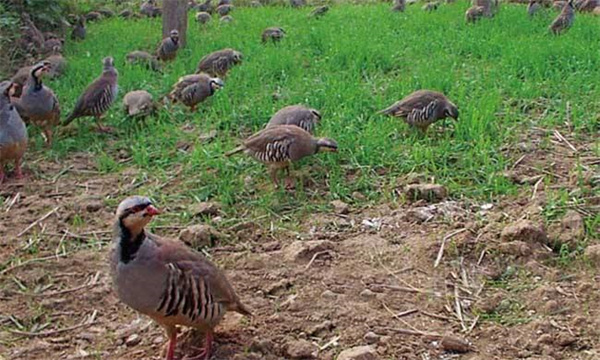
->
<box><xmin>146</xmin><ymin>205</ymin><xmax>162</xmax><ymax>216</ymax></box>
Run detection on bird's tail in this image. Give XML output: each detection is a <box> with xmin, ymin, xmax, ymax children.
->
<box><xmin>377</xmin><ymin>106</ymin><xmax>396</xmax><ymax>116</ymax></box>
<box><xmin>231</xmin><ymin>300</ymin><xmax>252</xmax><ymax>317</ymax></box>
<box><xmin>225</xmin><ymin>146</ymin><xmax>244</xmax><ymax>157</ymax></box>
<box><xmin>62</xmin><ymin>112</ymin><xmax>77</xmax><ymax>126</ymax></box>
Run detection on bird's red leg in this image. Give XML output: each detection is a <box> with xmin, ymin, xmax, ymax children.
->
<box><xmin>44</xmin><ymin>128</ymin><xmax>53</xmax><ymax>147</ymax></box>
<box><xmin>186</xmin><ymin>331</ymin><xmax>213</xmax><ymax>360</ymax></box>
<box><xmin>0</xmin><ymin>167</ymin><xmax>5</xmax><ymax>184</ymax></box>
<box><xmin>165</xmin><ymin>328</ymin><xmax>178</xmax><ymax>360</ymax></box>
<box><xmin>14</xmin><ymin>160</ymin><xmax>24</xmax><ymax>179</ymax></box>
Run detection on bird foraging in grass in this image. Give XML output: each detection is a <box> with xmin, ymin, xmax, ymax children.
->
<box><xmin>528</xmin><ymin>0</ymin><xmax>542</xmax><ymax>16</ymax></box>
<box><xmin>123</xmin><ymin>90</ymin><xmax>155</xmax><ymax>118</ymax></box>
<box><xmin>379</xmin><ymin>90</ymin><xmax>459</xmax><ymax>133</ymax></box>
<box><xmin>266</xmin><ymin>105</ymin><xmax>320</xmax><ymax>134</ymax></box>
<box><xmin>262</xmin><ymin>27</ymin><xmax>286</xmax><ymax>43</ymax></box>
<box><xmin>465</xmin><ymin>5</ymin><xmax>485</xmax><ymax>22</ymax></box>
<box><xmin>225</xmin><ymin>125</ymin><xmax>338</xmax><ymax>188</ymax></box>
<box><xmin>196</xmin><ymin>48</ymin><xmax>243</xmax><ymax>77</ymax></box>
<box><xmin>0</xmin><ymin>81</ymin><xmax>28</xmax><ymax>184</ymax></box>
<box><xmin>549</xmin><ymin>0</ymin><xmax>574</xmax><ymax>34</ymax></box>
<box><xmin>310</xmin><ymin>5</ymin><xmax>329</xmax><ymax>17</ymax></box>
<box><xmin>169</xmin><ymin>74</ymin><xmax>224</xmax><ymax>112</ymax></box>
<box><xmin>63</xmin><ymin>57</ymin><xmax>118</xmax><ymax>133</ymax></box>
<box><xmin>157</xmin><ymin>30</ymin><xmax>179</xmax><ymax>62</ymax></box>
<box><xmin>110</xmin><ymin>196</ymin><xmax>251</xmax><ymax>360</ymax></box>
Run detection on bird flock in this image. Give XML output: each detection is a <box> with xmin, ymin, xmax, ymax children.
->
<box><xmin>0</xmin><ymin>0</ymin><xmax>591</xmax><ymax>359</ymax></box>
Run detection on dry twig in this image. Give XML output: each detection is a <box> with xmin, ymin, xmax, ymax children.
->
<box><xmin>18</xmin><ymin>207</ymin><xmax>59</xmax><ymax>237</ymax></box>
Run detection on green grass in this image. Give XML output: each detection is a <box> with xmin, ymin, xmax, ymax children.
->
<box><xmin>26</xmin><ymin>3</ymin><xmax>600</xmax><ymax>222</ymax></box>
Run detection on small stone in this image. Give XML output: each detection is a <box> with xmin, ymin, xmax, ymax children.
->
<box><xmin>359</xmin><ymin>289</ymin><xmax>376</xmax><ymax>299</ymax></box>
<box><xmin>331</xmin><ymin>200</ymin><xmax>350</xmax><ymax>214</ymax></box>
<box><xmin>352</xmin><ymin>191</ymin><xmax>366</xmax><ymax>201</ymax></box>
<box><xmin>125</xmin><ymin>334</ymin><xmax>141</xmax><ymax>347</ymax></box>
<box><xmin>250</xmin><ymin>339</ymin><xmax>275</xmax><ymax>354</ymax></box>
<box><xmin>537</xmin><ymin>333</ymin><xmax>553</xmax><ymax>345</ymax></box>
<box><xmin>283</xmin><ymin>240</ymin><xmax>334</xmax><ymax>262</ymax></box>
<box><xmin>554</xmin><ymin>210</ymin><xmax>585</xmax><ymax>247</ymax></box>
<box><xmin>500</xmin><ymin>220</ymin><xmax>547</xmax><ymax>244</ymax></box>
<box><xmin>336</xmin><ymin>345</ymin><xmax>377</xmax><ymax>360</ymax></box>
<box><xmin>405</xmin><ymin>184</ymin><xmax>447</xmax><ymax>203</ymax></box>
<box><xmin>153</xmin><ymin>336</ymin><xmax>165</xmax><ymax>344</ymax></box>
<box><xmin>85</xmin><ymin>200</ymin><xmax>103</xmax><ymax>213</ymax></box>
<box><xmin>363</xmin><ymin>332</ymin><xmax>380</xmax><ymax>344</ymax></box>
<box><xmin>190</xmin><ymin>202</ymin><xmax>221</xmax><ymax>217</ymax></box>
<box><xmin>496</xmin><ymin>241</ymin><xmax>532</xmax><ymax>257</ymax></box>
<box><xmin>179</xmin><ymin>224</ymin><xmax>222</xmax><ymax>248</ymax></box>
<box><xmin>307</xmin><ymin>320</ymin><xmax>334</xmax><ymax>336</ymax></box>
<box><xmin>265</xmin><ymin>279</ymin><xmax>293</xmax><ymax>296</ymax></box>
<box><xmin>286</xmin><ymin>339</ymin><xmax>316</xmax><ymax>359</ymax></box>
<box><xmin>321</xmin><ymin>290</ymin><xmax>337</xmax><ymax>299</ymax></box>
<box><xmin>262</xmin><ymin>241</ymin><xmax>281</xmax><ymax>252</ymax></box>
<box><xmin>555</xmin><ymin>333</ymin><xmax>577</xmax><ymax>347</ymax></box>
<box><xmin>199</xmin><ymin>130</ymin><xmax>218</xmax><ymax>143</ymax></box>
<box><xmin>439</xmin><ymin>336</ymin><xmax>471</xmax><ymax>353</ymax></box>
<box><xmin>585</xmin><ymin>244</ymin><xmax>600</xmax><ymax>266</ymax></box>
<box><xmin>77</xmin><ymin>332</ymin><xmax>95</xmax><ymax>342</ymax></box>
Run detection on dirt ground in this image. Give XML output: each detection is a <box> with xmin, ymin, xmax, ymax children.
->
<box><xmin>0</xmin><ymin>127</ymin><xmax>598</xmax><ymax>360</ymax></box>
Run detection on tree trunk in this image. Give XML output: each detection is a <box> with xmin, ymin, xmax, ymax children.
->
<box><xmin>162</xmin><ymin>0</ymin><xmax>188</xmax><ymax>47</ymax></box>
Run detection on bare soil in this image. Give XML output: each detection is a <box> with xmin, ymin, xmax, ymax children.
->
<box><xmin>0</xmin><ymin>128</ymin><xmax>598</xmax><ymax>360</ymax></box>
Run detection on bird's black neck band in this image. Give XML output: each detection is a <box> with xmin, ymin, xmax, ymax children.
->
<box><xmin>118</xmin><ymin>221</ymin><xmax>145</xmax><ymax>264</ymax></box>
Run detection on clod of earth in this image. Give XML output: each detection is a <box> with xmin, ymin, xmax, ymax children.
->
<box><xmin>500</xmin><ymin>220</ymin><xmax>547</xmax><ymax>244</ymax></box>
<box><xmin>179</xmin><ymin>224</ymin><xmax>223</xmax><ymax>248</ymax></box>
<box><xmin>405</xmin><ymin>184</ymin><xmax>447</xmax><ymax>203</ymax></box>
<box><xmin>336</xmin><ymin>345</ymin><xmax>378</xmax><ymax>360</ymax></box>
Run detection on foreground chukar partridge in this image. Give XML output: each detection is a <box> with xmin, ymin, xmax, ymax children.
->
<box><xmin>169</xmin><ymin>74</ymin><xmax>224</xmax><ymax>112</ymax></box>
<box><xmin>196</xmin><ymin>48</ymin><xmax>243</xmax><ymax>77</ymax></box>
<box><xmin>123</xmin><ymin>90</ymin><xmax>155</xmax><ymax>118</ymax></box>
<box><xmin>12</xmin><ymin>61</ymin><xmax>60</xmax><ymax>146</ymax></box>
<box><xmin>266</xmin><ymin>105</ymin><xmax>321</xmax><ymax>134</ymax></box>
<box><xmin>466</xmin><ymin>5</ymin><xmax>485</xmax><ymax>22</ymax></box>
<box><xmin>63</xmin><ymin>57</ymin><xmax>118</xmax><ymax>132</ymax></box>
<box><xmin>379</xmin><ymin>90</ymin><xmax>459</xmax><ymax>132</ymax></box>
<box><xmin>157</xmin><ymin>29</ymin><xmax>180</xmax><ymax>62</ymax></box>
<box><xmin>0</xmin><ymin>82</ymin><xmax>28</xmax><ymax>184</ymax></box>
<box><xmin>110</xmin><ymin>196</ymin><xmax>251</xmax><ymax>360</ymax></box>
<box><xmin>225</xmin><ymin>125</ymin><xmax>337</xmax><ymax>187</ymax></box>
<box><xmin>262</xmin><ymin>27</ymin><xmax>286</xmax><ymax>43</ymax></box>
<box><xmin>549</xmin><ymin>0</ymin><xmax>574</xmax><ymax>34</ymax></box>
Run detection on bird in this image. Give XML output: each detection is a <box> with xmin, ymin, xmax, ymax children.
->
<box><xmin>378</xmin><ymin>90</ymin><xmax>459</xmax><ymax>132</ymax></box>
<box><xmin>266</xmin><ymin>105</ymin><xmax>320</xmax><ymax>134</ymax></box>
<box><xmin>19</xmin><ymin>13</ymin><xmax>44</xmax><ymax>55</ymax></box>
<box><xmin>10</xmin><ymin>66</ymin><xmax>34</xmax><ymax>98</ymax></box>
<box><xmin>528</xmin><ymin>0</ymin><xmax>542</xmax><ymax>16</ymax></box>
<box><xmin>123</xmin><ymin>90</ymin><xmax>155</xmax><ymax>118</ymax></box>
<box><xmin>71</xmin><ymin>16</ymin><xmax>86</xmax><ymax>41</ymax></box>
<box><xmin>126</xmin><ymin>51</ymin><xmax>161</xmax><ymax>72</ymax></box>
<box><xmin>578</xmin><ymin>0</ymin><xmax>596</xmax><ymax>11</ymax></box>
<box><xmin>110</xmin><ymin>196</ymin><xmax>251</xmax><ymax>360</ymax></box>
<box><xmin>218</xmin><ymin>0</ymin><xmax>232</xmax><ymax>6</ymax></box>
<box><xmin>119</xmin><ymin>9</ymin><xmax>134</xmax><ymax>18</ymax></box>
<box><xmin>196</xmin><ymin>0</ymin><xmax>213</xmax><ymax>13</ymax></box>
<box><xmin>250</xmin><ymin>1</ymin><xmax>262</xmax><ymax>7</ymax></box>
<box><xmin>44</xmin><ymin>47</ymin><xmax>67</xmax><ymax>79</ymax></box>
<box><xmin>196</xmin><ymin>11</ymin><xmax>212</xmax><ymax>24</ymax></box>
<box><xmin>157</xmin><ymin>30</ymin><xmax>180</xmax><ymax>62</ymax></box>
<box><xmin>97</xmin><ymin>8</ymin><xmax>115</xmax><ymax>17</ymax></box>
<box><xmin>549</xmin><ymin>0</ymin><xmax>574</xmax><ymax>34</ymax></box>
<box><xmin>0</xmin><ymin>81</ymin><xmax>28</xmax><ymax>184</ymax></box>
<box><xmin>42</xmin><ymin>36</ymin><xmax>64</xmax><ymax>56</ymax></box>
<box><xmin>216</xmin><ymin>4</ymin><xmax>234</xmax><ymax>15</ymax></box>
<box><xmin>392</xmin><ymin>0</ymin><xmax>406</xmax><ymax>12</ymax></box>
<box><xmin>262</xmin><ymin>27</ymin><xmax>286</xmax><ymax>43</ymax></box>
<box><xmin>310</xmin><ymin>5</ymin><xmax>329</xmax><ymax>17</ymax></box>
<box><xmin>169</xmin><ymin>73</ymin><xmax>224</xmax><ymax>112</ymax></box>
<box><xmin>11</xmin><ymin>62</ymin><xmax>60</xmax><ymax>146</ymax></box>
<box><xmin>196</xmin><ymin>48</ymin><xmax>243</xmax><ymax>77</ymax></box>
<box><xmin>422</xmin><ymin>1</ymin><xmax>440</xmax><ymax>11</ymax></box>
<box><xmin>466</xmin><ymin>5</ymin><xmax>485</xmax><ymax>22</ymax></box>
<box><xmin>552</xmin><ymin>0</ymin><xmax>566</xmax><ymax>9</ymax></box>
<box><xmin>225</xmin><ymin>125</ymin><xmax>338</xmax><ymax>187</ymax></box>
<box><xmin>85</xmin><ymin>11</ymin><xmax>103</xmax><ymax>22</ymax></box>
<box><xmin>141</xmin><ymin>0</ymin><xmax>162</xmax><ymax>17</ymax></box>
<box><xmin>219</xmin><ymin>15</ymin><xmax>234</xmax><ymax>22</ymax></box>
<box><xmin>63</xmin><ymin>57</ymin><xmax>119</xmax><ymax>133</ymax></box>
<box><xmin>290</xmin><ymin>0</ymin><xmax>306</xmax><ymax>6</ymax></box>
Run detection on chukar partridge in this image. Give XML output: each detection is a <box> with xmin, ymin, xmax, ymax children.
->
<box><xmin>549</xmin><ymin>0</ymin><xmax>574</xmax><ymax>34</ymax></box>
<box><xmin>196</xmin><ymin>11</ymin><xmax>212</xmax><ymax>24</ymax></box>
<box><xmin>141</xmin><ymin>0</ymin><xmax>162</xmax><ymax>17</ymax></box>
<box><xmin>196</xmin><ymin>0</ymin><xmax>213</xmax><ymax>13</ymax></box>
<box><xmin>157</xmin><ymin>30</ymin><xmax>180</xmax><ymax>62</ymax></box>
<box><xmin>266</xmin><ymin>105</ymin><xmax>320</xmax><ymax>134</ymax></box>
<box><xmin>71</xmin><ymin>16</ymin><xmax>86</xmax><ymax>41</ymax></box>
<box><xmin>219</xmin><ymin>15</ymin><xmax>234</xmax><ymax>22</ymax></box>
<box><xmin>310</xmin><ymin>5</ymin><xmax>329</xmax><ymax>17</ymax></box>
<box><xmin>119</xmin><ymin>9</ymin><xmax>134</xmax><ymax>18</ymax></box>
<box><xmin>528</xmin><ymin>0</ymin><xmax>541</xmax><ymax>15</ymax></box>
<box><xmin>123</xmin><ymin>90</ymin><xmax>155</xmax><ymax>118</ymax></box>
<box><xmin>63</xmin><ymin>57</ymin><xmax>118</xmax><ymax>133</ymax></box>
<box><xmin>262</xmin><ymin>27</ymin><xmax>286</xmax><ymax>43</ymax></box>
<box><xmin>196</xmin><ymin>48</ymin><xmax>243</xmax><ymax>77</ymax></box>
<box><xmin>578</xmin><ymin>0</ymin><xmax>596</xmax><ymax>11</ymax></box>
<box><xmin>225</xmin><ymin>125</ymin><xmax>338</xmax><ymax>187</ymax></box>
<box><xmin>44</xmin><ymin>47</ymin><xmax>67</xmax><ymax>79</ymax></box>
<box><xmin>466</xmin><ymin>5</ymin><xmax>485</xmax><ymax>22</ymax></box>
<box><xmin>218</xmin><ymin>0</ymin><xmax>232</xmax><ymax>6</ymax></box>
<box><xmin>392</xmin><ymin>0</ymin><xmax>406</xmax><ymax>12</ymax></box>
<box><xmin>422</xmin><ymin>1</ymin><xmax>440</xmax><ymax>10</ymax></box>
<box><xmin>110</xmin><ymin>196</ymin><xmax>251</xmax><ymax>360</ymax></box>
<box><xmin>169</xmin><ymin>74</ymin><xmax>224</xmax><ymax>112</ymax></box>
<box><xmin>126</xmin><ymin>51</ymin><xmax>161</xmax><ymax>72</ymax></box>
<box><xmin>216</xmin><ymin>4</ymin><xmax>234</xmax><ymax>15</ymax></box>
<box><xmin>290</xmin><ymin>0</ymin><xmax>306</xmax><ymax>7</ymax></box>
<box><xmin>97</xmin><ymin>8</ymin><xmax>115</xmax><ymax>17</ymax></box>
<box><xmin>85</xmin><ymin>11</ymin><xmax>103</xmax><ymax>22</ymax></box>
<box><xmin>12</xmin><ymin>62</ymin><xmax>60</xmax><ymax>146</ymax></box>
<box><xmin>379</xmin><ymin>90</ymin><xmax>459</xmax><ymax>132</ymax></box>
<box><xmin>10</xmin><ymin>66</ymin><xmax>34</xmax><ymax>98</ymax></box>
<box><xmin>0</xmin><ymin>82</ymin><xmax>28</xmax><ymax>183</ymax></box>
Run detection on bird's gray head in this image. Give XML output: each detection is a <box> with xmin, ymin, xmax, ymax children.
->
<box><xmin>103</xmin><ymin>56</ymin><xmax>115</xmax><ymax>68</ymax></box>
<box><xmin>310</xmin><ymin>108</ymin><xmax>322</xmax><ymax>122</ymax></box>
<box><xmin>170</xmin><ymin>29</ymin><xmax>179</xmax><ymax>40</ymax></box>
<box><xmin>31</xmin><ymin>61</ymin><xmax>51</xmax><ymax>79</ymax></box>
<box><xmin>444</xmin><ymin>101</ymin><xmax>459</xmax><ymax>120</ymax></box>
<box><xmin>116</xmin><ymin>196</ymin><xmax>161</xmax><ymax>234</ymax></box>
<box><xmin>232</xmin><ymin>50</ymin><xmax>243</xmax><ymax>63</ymax></box>
<box><xmin>0</xmin><ymin>81</ymin><xmax>17</xmax><ymax>102</ymax></box>
<box><xmin>210</xmin><ymin>77</ymin><xmax>225</xmax><ymax>91</ymax></box>
<box><xmin>316</xmin><ymin>137</ymin><xmax>338</xmax><ymax>153</ymax></box>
